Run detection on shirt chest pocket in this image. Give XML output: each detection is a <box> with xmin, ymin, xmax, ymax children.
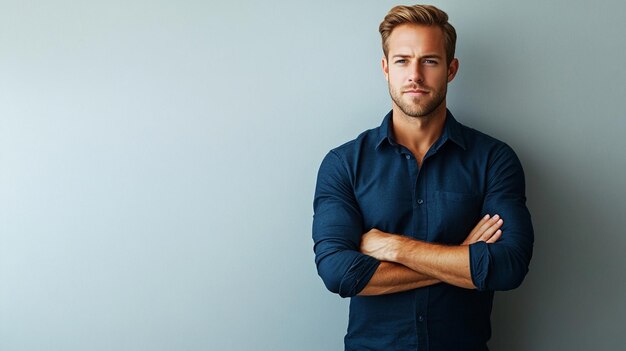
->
<box><xmin>430</xmin><ymin>191</ymin><xmax>483</xmax><ymax>244</ymax></box>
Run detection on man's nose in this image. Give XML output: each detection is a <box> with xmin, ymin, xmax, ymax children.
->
<box><xmin>408</xmin><ymin>63</ymin><xmax>423</xmax><ymax>83</ymax></box>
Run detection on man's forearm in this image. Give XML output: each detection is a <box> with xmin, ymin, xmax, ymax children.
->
<box><xmin>359</xmin><ymin>216</ymin><xmax>503</xmax><ymax>290</ymax></box>
<box><xmin>361</xmin><ymin>231</ymin><xmax>480</xmax><ymax>289</ymax></box>
<box><xmin>358</xmin><ymin>261</ymin><xmax>440</xmax><ymax>296</ymax></box>
<box><xmin>392</xmin><ymin>237</ymin><xmax>475</xmax><ymax>289</ymax></box>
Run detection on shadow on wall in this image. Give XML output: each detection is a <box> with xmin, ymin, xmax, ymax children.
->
<box><xmin>488</xmin><ymin>143</ymin><xmax>625</xmax><ymax>350</ymax></box>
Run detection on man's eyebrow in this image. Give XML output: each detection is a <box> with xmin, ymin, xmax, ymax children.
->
<box><xmin>390</xmin><ymin>54</ymin><xmax>443</xmax><ymax>59</ymax></box>
<box><xmin>421</xmin><ymin>54</ymin><xmax>443</xmax><ymax>59</ymax></box>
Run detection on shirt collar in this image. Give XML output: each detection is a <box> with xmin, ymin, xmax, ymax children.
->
<box><xmin>375</xmin><ymin>110</ymin><xmax>395</xmax><ymax>149</ymax></box>
<box><xmin>375</xmin><ymin>109</ymin><xmax>467</xmax><ymax>151</ymax></box>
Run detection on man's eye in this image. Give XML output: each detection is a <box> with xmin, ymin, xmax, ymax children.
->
<box><xmin>395</xmin><ymin>59</ymin><xmax>407</xmax><ymax>64</ymax></box>
<box><xmin>424</xmin><ymin>59</ymin><xmax>438</xmax><ymax>64</ymax></box>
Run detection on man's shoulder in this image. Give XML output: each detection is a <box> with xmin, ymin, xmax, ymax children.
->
<box><xmin>456</xmin><ymin>121</ymin><xmax>522</xmax><ymax>169</ymax></box>
<box><xmin>328</xmin><ymin>125</ymin><xmax>381</xmax><ymax>160</ymax></box>
<box><xmin>316</xmin><ymin>126</ymin><xmax>380</xmax><ymax>182</ymax></box>
<box><xmin>457</xmin><ymin>121</ymin><xmax>513</xmax><ymax>153</ymax></box>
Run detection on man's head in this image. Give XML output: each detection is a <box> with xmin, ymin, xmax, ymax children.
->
<box><xmin>379</xmin><ymin>5</ymin><xmax>459</xmax><ymax>119</ymax></box>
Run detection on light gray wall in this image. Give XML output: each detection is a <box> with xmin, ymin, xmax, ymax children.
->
<box><xmin>1</xmin><ymin>0</ymin><xmax>624</xmax><ymax>350</ymax></box>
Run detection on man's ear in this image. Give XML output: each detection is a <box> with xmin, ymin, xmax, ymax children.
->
<box><xmin>447</xmin><ymin>58</ymin><xmax>459</xmax><ymax>83</ymax></box>
<box><xmin>382</xmin><ymin>56</ymin><xmax>389</xmax><ymax>82</ymax></box>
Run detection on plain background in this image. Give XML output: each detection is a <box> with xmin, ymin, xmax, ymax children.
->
<box><xmin>1</xmin><ymin>0</ymin><xmax>625</xmax><ymax>350</ymax></box>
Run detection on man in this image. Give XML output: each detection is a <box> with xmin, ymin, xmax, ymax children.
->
<box><xmin>312</xmin><ymin>4</ymin><xmax>534</xmax><ymax>351</ymax></box>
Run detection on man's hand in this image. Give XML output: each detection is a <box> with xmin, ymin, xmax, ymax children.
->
<box><xmin>461</xmin><ymin>214</ymin><xmax>503</xmax><ymax>245</ymax></box>
<box><xmin>359</xmin><ymin>229</ymin><xmax>399</xmax><ymax>262</ymax></box>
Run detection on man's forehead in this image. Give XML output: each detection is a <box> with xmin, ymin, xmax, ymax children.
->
<box><xmin>387</xmin><ymin>24</ymin><xmax>446</xmax><ymax>54</ymax></box>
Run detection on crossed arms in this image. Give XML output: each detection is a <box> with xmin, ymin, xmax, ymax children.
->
<box><xmin>358</xmin><ymin>215</ymin><xmax>502</xmax><ymax>295</ymax></box>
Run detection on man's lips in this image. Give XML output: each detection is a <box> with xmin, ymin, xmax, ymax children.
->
<box><xmin>404</xmin><ymin>89</ymin><xmax>429</xmax><ymax>95</ymax></box>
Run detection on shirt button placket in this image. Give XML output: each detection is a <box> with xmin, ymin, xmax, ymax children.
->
<box><xmin>416</xmin><ymin>312</ymin><xmax>428</xmax><ymax>350</ymax></box>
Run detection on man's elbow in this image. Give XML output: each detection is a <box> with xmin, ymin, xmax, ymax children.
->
<box><xmin>315</xmin><ymin>252</ymin><xmax>380</xmax><ymax>298</ymax></box>
<box><xmin>503</xmin><ymin>243</ymin><xmax>533</xmax><ymax>290</ymax></box>
<box><xmin>323</xmin><ymin>279</ymin><xmax>357</xmax><ymax>298</ymax></box>
<box><xmin>475</xmin><ymin>244</ymin><xmax>531</xmax><ymax>291</ymax></box>
<box><xmin>491</xmin><ymin>256</ymin><xmax>530</xmax><ymax>291</ymax></box>
<box><xmin>317</xmin><ymin>266</ymin><xmax>342</xmax><ymax>295</ymax></box>
<box><xmin>317</xmin><ymin>264</ymin><xmax>361</xmax><ymax>298</ymax></box>
<box><xmin>500</xmin><ymin>265</ymin><xmax>529</xmax><ymax>290</ymax></box>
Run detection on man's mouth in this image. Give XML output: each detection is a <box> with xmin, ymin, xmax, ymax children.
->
<box><xmin>404</xmin><ymin>89</ymin><xmax>429</xmax><ymax>96</ymax></box>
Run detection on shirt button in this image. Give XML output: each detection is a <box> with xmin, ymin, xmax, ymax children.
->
<box><xmin>418</xmin><ymin>315</ymin><xmax>424</xmax><ymax>322</ymax></box>
<box><xmin>405</xmin><ymin>155</ymin><xmax>411</xmax><ymax>159</ymax></box>
<box><xmin>417</xmin><ymin>199</ymin><xmax>424</xmax><ymax>205</ymax></box>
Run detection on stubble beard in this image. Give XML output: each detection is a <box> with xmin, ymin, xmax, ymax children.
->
<box><xmin>389</xmin><ymin>83</ymin><xmax>447</xmax><ymax>119</ymax></box>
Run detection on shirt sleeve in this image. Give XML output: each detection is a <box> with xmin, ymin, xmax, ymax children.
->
<box><xmin>312</xmin><ymin>150</ymin><xmax>381</xmax><ymax>298</ymax></box>
<box><xmin>469</xmin><ymin>144</ymin><xmax>534</xmax><ymax>291</ymax></box>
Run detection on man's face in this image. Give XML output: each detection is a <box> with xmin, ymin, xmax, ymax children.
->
<box><xmin>382</xmin><ymin>24</ymin><xmax>458</xmax><ymax>118</ymax></box>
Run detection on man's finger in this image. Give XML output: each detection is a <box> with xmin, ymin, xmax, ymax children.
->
<box><xmin>486</xmin><ymin>229</ymin><xmax>502</xmax><ymax>243</ymax></box>
<box><xmin>480</xmin><ymin>219</ymin><xmax>503</xmax><ymax>241</ymax></box>
<box><xmin>469</xmin><ymin>214</ymin><xmax>491</xmax><ymax>237</ymax></box>
<box><xmin>470</xmin><ymin>214</ymin><xmax>500</xmax><ymax>241</ymax></box>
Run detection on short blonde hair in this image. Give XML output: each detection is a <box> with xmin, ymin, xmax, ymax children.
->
<box><xmin>379</xmin><ymin>4</ymin><xmax>457</xmax><ymax>65</ymax></box>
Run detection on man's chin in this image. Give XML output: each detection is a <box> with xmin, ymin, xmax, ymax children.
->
<box><xmin>402</xmin><ymin>109</ymin><xmax>429</xmax><ymax>118</ymax></box>
<box><xmin>400</xmin><ymin>103</ymin><xmax>429</xmax><ymax>118</ymax></box>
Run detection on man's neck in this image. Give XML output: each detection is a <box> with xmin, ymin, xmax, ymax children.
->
<box><xmin>391</xmin><ymin>102</ymin><xmax>447</xmax><ymax>165</ymax></box>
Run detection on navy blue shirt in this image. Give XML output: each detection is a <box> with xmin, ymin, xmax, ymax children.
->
<box><xmin>312</xmin><ymin>110</ymin><xmax>533</xmax><ymax>350</ymax></box>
